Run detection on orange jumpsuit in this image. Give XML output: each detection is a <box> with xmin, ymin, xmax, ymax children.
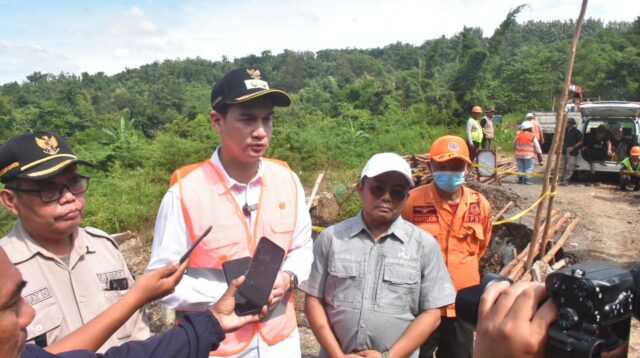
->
<box><xmin>402</xmin><ymin>182</ymin><xmax>492</xmax><ymax>317</ymax></box>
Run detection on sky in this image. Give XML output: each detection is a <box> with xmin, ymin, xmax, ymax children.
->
<box><xmin>0</xmin><ymin>0</ymin><xmax>638</xmax><ymax>84</ymax></box>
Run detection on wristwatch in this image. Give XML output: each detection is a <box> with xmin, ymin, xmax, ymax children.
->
<box><xmin>382</xmin><ymin>350</ymin><xmax>392</xmax><ymax>358</ymax></box>
<box><xmin>283</xmin><ymin>270</ymin><xmax>298</xmax><ymax>290</ymax></box>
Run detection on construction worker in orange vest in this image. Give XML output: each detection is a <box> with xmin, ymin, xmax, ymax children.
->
<box><xmin>526</xmin><ymin>113</ymin><xmax>545</xmax><ymax>146</ymax></box>
<box><xmin>514</xmin><ymin>120</ymin><xmax>543</xmax><ymax>184</ymax></box>
<box><xmin>402</xmin><ymin>135</ymin><xmax>493</xmax><ymax>358</ymax></box>
<box><xmin>146</xmin><ymin>67</ymin><xmax>313</xmax><ymax>357</ymax></box>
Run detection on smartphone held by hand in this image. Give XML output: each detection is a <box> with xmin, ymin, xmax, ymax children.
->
<box><xmin>238</xmin><ymin>237</ymin><xmax>285</xmax><ymax>309</ymax></box>
<box><xmin>179</xmin><ymin>225</ymin><xmax>212</xmax><ymax>264</ymax></box>
<box><xmin>222</xmin><ymin>257</ymin><xmax>262</xmax><ymax>316</ymax></box>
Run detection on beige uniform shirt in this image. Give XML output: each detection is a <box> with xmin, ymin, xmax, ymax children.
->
<box><xmin>0</xmin><ymin>221</ymin><xmax>150</xmax><ymax>353</ymax></box>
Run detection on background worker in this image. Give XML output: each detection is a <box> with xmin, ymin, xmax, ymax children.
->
<box><xmin>303</xmin><ymin>153</ymin><xmax>455</xmax><ymax>358</ymax></box>
<box><xmin>619</xmin><ymin>146</ymin><xmax>640</xmax><ymax>192</ymax></box>
<box><xmin>146</xmin><ymin>67</ymin><xmax>313</xmax><ymax>357</ymax></box>
<box><xmin>479</xmin><ymin>108</ymin><xmax>495</xmax><ymax>150</ymax></box>
<box><xmin>560</xmin><ymin>117</ymin><xmax>583</xmax><ymax>186</ymax></box>
<box><xmin>582</xmin><ymin>125</ymin><xmax>612</xmax><ymax>187</ymax></box>
<box><xmin>526</xmin><ymin>113</ymin><xmax>544</xmax><ymax>147</ymax></box>
<box><xmin>610</xmin><ymin>128</ymin><xmax>629</xmax><ymax>162</ymax></box>
<box><xmin>466</xmin><ymin>106</ymin><xmax>484</xmax><ymax>162</ymax></box>
<box><xmin>402</xmin><ymin>135</ymin><xmax>493</xmax><ymax>358</ymax></box>
<box><xmin>0</xmin><ymin>132</ymin><xmax>150</xmax><ymax>352</ymax></box>
<box><xmin>514</xmin><ymin>120</ymin><xmax>543</xmax><ymax>185</ymax></box>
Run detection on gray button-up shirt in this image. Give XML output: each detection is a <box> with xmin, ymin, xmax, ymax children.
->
<box><xmin>301</xmin><ymin>213</ymin><xmax>455</xmax><ymax>357</ymax></box>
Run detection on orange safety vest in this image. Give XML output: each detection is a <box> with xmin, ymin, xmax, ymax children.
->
<box><xmin>171</xmin><ymin>158</ymin><xmax>299</xmax><ymax>356</ymax></box>
<box><xmin>401</xmin><ymin>183</ymin><xmax>492</xmax><ymax>317</ymax></box>
<box><xmin>515</xmin><ymin>131</ymin><xmax>536</xmax><ymax>158</ymax></box>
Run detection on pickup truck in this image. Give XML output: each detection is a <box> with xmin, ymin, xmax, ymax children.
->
<box><xmin>533</xmin><ymin>111</ymin><xmax>582</xmax><ymax>153</ymax></box>
<box><xmin>574</xmin><ymin>101</ymin><xmax>640</xmax><ymax>174</ymax></box>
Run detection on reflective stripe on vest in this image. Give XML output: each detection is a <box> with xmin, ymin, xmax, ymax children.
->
<box><xmin>171</xmin><ymin>158</ymin><xmax>298</xmax><ymax>356</ymax></box>
<box><xmin>621</xmin><ymin>157</ymin><xmax>640</xmax><ymax>172</ymax></box>
<box><xmin>470</xmin><ymin>118</ymin><xmax>483</xmax><ymax>142</ymax></box>
<box><xmin>515</xmin><ymin>131</ymin><xmax>535</xmax><ymax>158</ymax></box>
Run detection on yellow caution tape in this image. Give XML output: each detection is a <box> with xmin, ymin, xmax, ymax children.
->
<box><xmin>312</xmin><ymin>191</ymin><xmax>556</xmax><ymax>231</ymax></box>
<box><xmin>491</xmin><ymin>191</ymin><xmax>556</xmax><ymax>226</ymax></box>
<box><xmin>473</xmin><ymin>163</ymin><xmax>544</xmax><ymax>177</ymax></box>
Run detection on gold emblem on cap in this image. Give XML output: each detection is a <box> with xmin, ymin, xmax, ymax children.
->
<box><xmin>35</xmin><ymin>135</ymin><xmax>60</xmax><ymax>155</ymax></box>
<box><xmin>246</xmin><ymin>69</ymin><xmax>261</xmax><ymax>80</ymax></box>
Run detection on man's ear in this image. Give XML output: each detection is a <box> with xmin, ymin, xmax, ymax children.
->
<box><xmin>210</xmin><ymin>110</ymin><xmax>223</xmax><ymax>134</ymax></box>
<box><xmin>0</xmin><ymin>189</ymin><xmax>19</xmax><ymax>216</ymax></box>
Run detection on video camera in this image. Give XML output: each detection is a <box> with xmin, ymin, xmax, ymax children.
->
<box><xmin>456</xmin><ymin>262</ymin><xmax>640</xmax><ymax>358</ymax></box>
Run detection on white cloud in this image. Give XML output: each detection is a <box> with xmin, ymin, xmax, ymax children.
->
<box><xmin>0</xmin><ymin>39</ymin><xmax>80</xmax><ymax>83</ymax></box>
<box><xmin>1</xmin><ymin>0</ymin><xmax>639</xmax><ymax>84</ymax></box>
<box><xmin>114</xmin><ymin>48</ymin><xmax>129</xmax><ymax>57</ymax></box>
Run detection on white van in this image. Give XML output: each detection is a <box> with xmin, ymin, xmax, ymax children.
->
<box><xmin>574</xmin><ymin>101</ymin><xmax>640</xmax><ymax>174</ymax></box>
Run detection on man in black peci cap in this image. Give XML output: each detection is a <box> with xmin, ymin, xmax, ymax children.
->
<box><xmin>0</xmin><ymin>132</ymin><xmax>150</xmax><ymax>352</ymax></box>
<box><xmin>147</xmin><ymin>68</ymin><xmax>313</xmax><ymax>357</ymax></box>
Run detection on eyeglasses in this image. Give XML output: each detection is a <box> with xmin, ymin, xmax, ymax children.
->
<box><xmin>7</xmin><ymin>175</ymin><xmax>90</xmax><ymax>202</ymax></box>
<box><xmin>368</xmin><ymin>184</ymin><xmax>409</xmax><ymax>202</ymax></box>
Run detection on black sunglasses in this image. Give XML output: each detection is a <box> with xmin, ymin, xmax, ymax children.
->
<box><xmin>6</xmin><ymin>175</ymin><xmax>90</xmax><ymax>202</ymax></box>
<box><xmin>368</xmin><ymin>184</ymin><xmax>409</xmax><ymax>202</ymax></box>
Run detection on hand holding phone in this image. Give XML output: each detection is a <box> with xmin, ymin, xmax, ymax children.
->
<box><xmin>222</xmin><ymin>257</ymin><xmax>262</xmax><ymax>316</ymax></box>
<box><xmin>238</xmin><ymin>237</ymin><xmax>285</xmax><ymax>308</ymax></box>
<box><xmin>179</xmin><ymin>225</ymin><xmax>212</xmax><ymax>264</ymax></box>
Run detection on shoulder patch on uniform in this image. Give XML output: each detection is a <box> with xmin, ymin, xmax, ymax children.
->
<box><xmin>83</xmin><ymin>227</ymin><xmax>119</xmax><ymax>249</ymax></box>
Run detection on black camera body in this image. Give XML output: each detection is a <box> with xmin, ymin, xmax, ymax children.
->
<box><xmin>456</xmin><ymin>262</ymin><xmax>640</xmax><ymax>358</ymax></box>
<box><xmin>545</xmin><ymin>263</ymin><xmax>634</xmax><ymax>357</ymax></box>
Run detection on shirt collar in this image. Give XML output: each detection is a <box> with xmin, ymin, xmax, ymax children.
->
<box><xmin>211</xmin><ymin>146</ymin><xmax>263</xmax><ymax>189</ymax></box>
<box><xmin>349</xmin><ymin>211</ymin><xmax>407</xmax><ymax>243</ymax></box>
<box><xmin>6</xmin><ymin>221</ymin><xmax>84</xmax><ymax>265</ymax></box>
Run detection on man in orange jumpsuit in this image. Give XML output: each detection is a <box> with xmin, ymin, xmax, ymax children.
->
<box><xmin>402</xmin><ymin>135</ymin><xmax>493</xmax><ymax>358</ymax></box>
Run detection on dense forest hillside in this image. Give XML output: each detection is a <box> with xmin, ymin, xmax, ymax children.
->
<box><xmin>1</xmin><ymin>8</ymin><xmax>639</xmax><ymax>234</ymax></box>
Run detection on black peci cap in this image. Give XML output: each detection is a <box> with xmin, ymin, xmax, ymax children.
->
<box><xmin>210</xmin><ymin>68</ymin><xmax>291</xmax><ymax>111</ymax></box>
<box><xmin>0</xmin><ymin>131</ymin><xmax>93</xmax><ymax>183</ymax></box>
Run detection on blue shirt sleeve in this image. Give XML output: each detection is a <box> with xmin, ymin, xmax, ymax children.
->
<box><xmin>22</xmin><ymin>311</ymin><xmax>225</xmax><ymax>358</ymax></box>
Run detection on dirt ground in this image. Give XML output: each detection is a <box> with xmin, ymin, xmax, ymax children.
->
<box><xmin>119</xmin><ymin>158</ymin><xmax>640</xmax><ymax>357</ymax></box>
<box><xmin>498</xmin><ymin>161</ymin><xmax>640</xmax><ymax>357</ymax></box>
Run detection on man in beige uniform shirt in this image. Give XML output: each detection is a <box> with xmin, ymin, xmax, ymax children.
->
<box><xmin>0</xmin><ymin>131</ymin><xmax>149</xmax><ymax>353</ymax></box>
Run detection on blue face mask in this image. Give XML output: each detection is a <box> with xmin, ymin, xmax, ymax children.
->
<box><xmin>432</xmin><ymin>171</ymin><xmax>465</xmax><ymax>193</ymax></box>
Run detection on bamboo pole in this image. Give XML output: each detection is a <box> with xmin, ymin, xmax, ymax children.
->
<box><xmin>499</xmin><ymin>210</ymin><xmax>560</xmax><ymax>276</ymax></box>
<box><xmin>526</xmin><ymin>0</ymin><xmax>589</xmax><ymax>271</ymax></box>
<box><xmin>492</xmin><ymin>201</ymin><xmax>514</xmax><ymax>221</ymax></box>
<box><xmin>520</xmin><ymin>218</ymin><xmax>580</xmax><ymax>282</ymax></box>
<box><xmin>539</xmin><ymin>1</ymin><xmax>589</xmax><ymax>258</ymax></box>
<box><xmin>510</xmin><ymin>212</ymin><xmax>571</xmax><ymax>281</ymax></box>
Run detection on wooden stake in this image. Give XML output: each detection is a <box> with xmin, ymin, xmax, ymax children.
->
<box><xmin>492</xmin><ymin>201</ymin><xmax>514</xmax><ymax>221</ymax></box>
<box><xmin>306</xmin><ymin>171</ymin><xmax>325</xmax><ymax>210</ymax></box>
<box><xmin>526</xmin><ymin>0</ymin><xmax>589</xmax><ymax>271</ymax></box>
<box><xmin>520</xmin><ymin>218</ymin><xmax>580</xmax><ymax>281</ymax></box>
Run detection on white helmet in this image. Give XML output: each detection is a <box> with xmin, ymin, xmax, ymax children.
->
<box><xmin>521</xmin><ymin>120</ymin><xmax>533</xmax><ymax>130</ymax></box>
<box><xmin>526</xmin><ymin>112</ymin><xmax>535</xmax><ymax>119</ymax></box>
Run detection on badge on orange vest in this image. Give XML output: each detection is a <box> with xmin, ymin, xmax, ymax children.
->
<box><xmin>464</xmin><ymin>202</ymin><xmax>482</xmax><ymax>223</ymax></box>
<box><xmin>413</xmin><ymin>205</ymin><xmax>438</xmax><ymax>223</ymax></box>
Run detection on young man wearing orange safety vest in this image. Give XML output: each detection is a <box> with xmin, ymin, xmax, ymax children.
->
<box><xmin>146</xmin><ymin>67</ymin><xmax>313</xmax><ymax>357</ymax></box>
<box><xmin>514</xmin><ymin>120</ymin><xmax>543</xmax><ymax>185</ymax></box>
<box><xmin>402</xmin><ymin>135</ymin><xmax>493</xmax><ymax>358</ymax></box>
